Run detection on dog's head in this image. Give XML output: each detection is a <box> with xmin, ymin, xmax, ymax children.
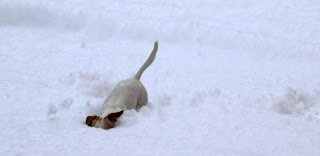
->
<box><xmin>86</xmin><ymin>115</ymin><xmax>99</xmax><ymax>127</ymax></box>
<box><xmin>86</xmin><ymin>110</ymin><xmax>124</xmax><ymax>130</ymax></box>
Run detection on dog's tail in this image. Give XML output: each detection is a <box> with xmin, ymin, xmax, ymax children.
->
<box><xmin>134</xmin><ymin>40</ymin><xmax>158</xmax><ymax>80</ymax></box>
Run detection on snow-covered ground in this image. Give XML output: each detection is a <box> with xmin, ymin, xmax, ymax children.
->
<box><xmin>1</xmin><ymin>0</ymin><xmax>320</xmax><ymax>155</ymax></box>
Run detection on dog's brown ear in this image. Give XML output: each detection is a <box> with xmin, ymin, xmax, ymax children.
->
<box><xmin>106</xmin><ymin>110</ymin><xmax>124</xmax><ymax>122</ymax></box>
<box><xmin>86</xmin><ymin>115</ymin><xmax>98</xmax><ymax>127</ymax></box>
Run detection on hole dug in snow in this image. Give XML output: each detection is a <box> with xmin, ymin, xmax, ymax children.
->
<box><xmin>48</xmin><ymin>98</ymin><xmax>74</xmax><ymax>118</ymax></box>
<box><xmin>273</xmin><ymin>88</ymin><xmax>318</xmax><ymax>115</ymax></box>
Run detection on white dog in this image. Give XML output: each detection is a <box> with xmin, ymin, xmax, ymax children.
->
<box><xmin>86</xmin><ymin>41</ymin><xmax>158</xmax><ymax>129</ymax></box>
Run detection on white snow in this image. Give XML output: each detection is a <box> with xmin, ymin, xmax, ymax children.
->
<box><xmin>1</xmin><ymin>0</ymin><xmax>320</xmax><ymax>155</ymax></box>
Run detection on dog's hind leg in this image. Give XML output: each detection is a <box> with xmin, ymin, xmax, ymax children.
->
<box><xmin>136</xmin><ymin>88</ymin><xmax>148</xmax><ymax>109</ymax></box>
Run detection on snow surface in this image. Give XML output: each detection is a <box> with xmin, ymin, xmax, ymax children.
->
<box><xmin>1</xmin><ymin>0</ymin><xmax>320</xmax><ymax>155</ymax></box>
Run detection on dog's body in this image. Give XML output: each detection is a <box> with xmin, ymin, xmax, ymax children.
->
<box><xmin>98</xmin><ymin>78</ymin><xmax>148</xmax><ymax>118</ymax></box>
<box><xmin>86</xmin><ymin>41</ymin><xmax>158</xmax><ymax>129</ymax></box>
